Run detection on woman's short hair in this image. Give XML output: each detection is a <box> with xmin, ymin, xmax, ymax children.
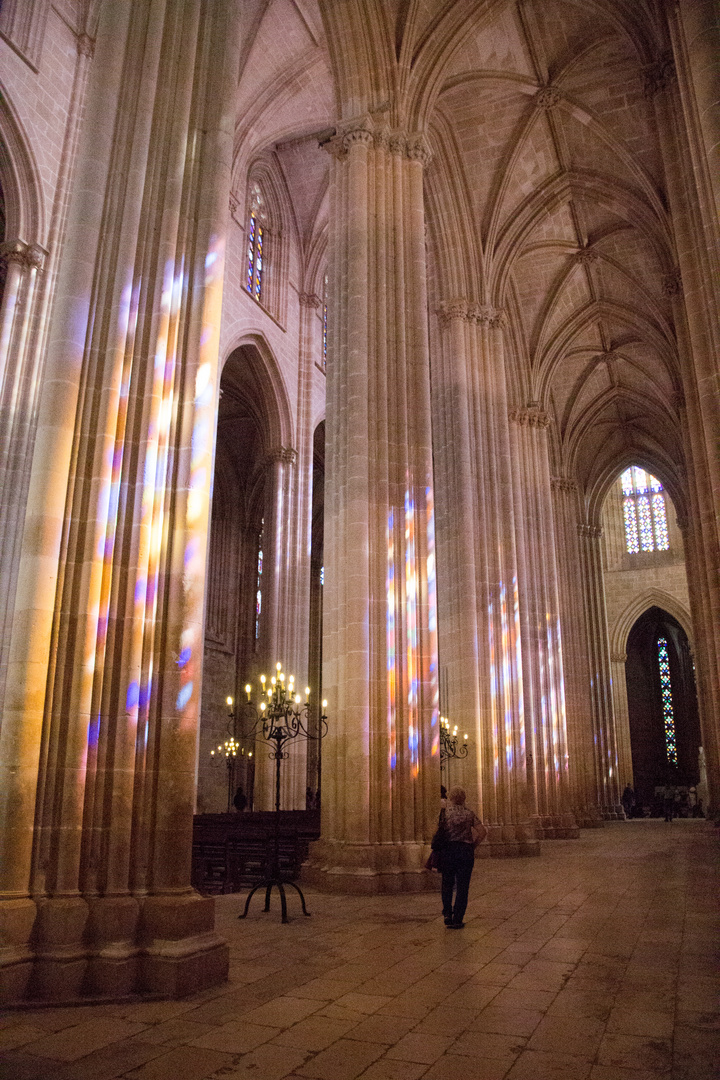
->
<box><xmin>448</xmin><ymin>787</ymin><xmax>466</xmax><ymax>805</ymax></box>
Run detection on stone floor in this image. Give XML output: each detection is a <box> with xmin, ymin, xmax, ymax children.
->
<box><xmin>1</xmin><ymin>820</ymin><xmax>718</xmax><ymax>1080</ymax></box>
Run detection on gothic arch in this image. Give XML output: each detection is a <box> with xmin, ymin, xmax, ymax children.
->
<box><xmin>0</xmin><ymin>77</ymin><xmax>44</xmax><ymax>244</ymax></box>
<box><xmin>611</xmin><ymin>590</ymin><xmax>693</xmax><ymax>659</ymax></box>
<box><xmin>221</xmin><ymin>333</ymin><xmax>294</xmax><ymax>453</ymax></box>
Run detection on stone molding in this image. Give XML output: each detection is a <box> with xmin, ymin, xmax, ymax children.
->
<box><xmin>662</xmin><ymin>268</ymin><xmax>682</xmax><ymax>297</ymax></box>
<box><xmin>611</xmin><ymin>653</ymin><xmax>627</xmax><ymax>664</ymax></box>
<box><xmin>299</xmin><ymin>292</ymin><xmax>322</xmax><ymax>309</ymax></box>
<box><xmin>551</xmin><ymin>476</ymin><xmax>578</xmax><ymax>494</ymax></box>
<box><xmin>0</xmin><ymin>239</ymin><xmax>46</xmax><ymax>271</ymax></box>
<box><xmin>574</xmin><ymin>248</ymin><xmax>598</xmax><ymax>266</ymax></box>
<box><xmin>229</xmin><ymin>192</ymin><xmax>242</xmax><ymax>225</ymax></box>
<box><xmin>265</xmin><ymin>446</ymin><xmax>297</xmax><ymax>467</ymax></box>
<box><xmin>323</xmin><ymin>117</ymin><xmax>432</xmax><ymax>166</ymax></box>
<box><xmin>643</xmin><ymin>53</ymin><xmax>676</xmax><ymax>98</ymax></box>
<box><xmin>76</xmin><ymin>33</ymin><xmax>94</xmax><ymax>58</ymax></box>
<box><xmin>536</xmin><ymin>85</ymin><xmax>562</xmax><ymax>110</ymax></box>
<box><xmin>436</xmin><ymin>299</ymin><xmax>506</xmax><ymax>329</ymax></box>
<box><xmin>509</xmin><ymin>405</ymin><xmax>550</xmax><ymax>429</ymax></box>
<box><xmin>577</xmin><ymin>523</ymin><xmax>603</xmax><ymax>540</ymax></box>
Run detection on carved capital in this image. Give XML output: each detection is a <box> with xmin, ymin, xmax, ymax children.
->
<box><xmin>268</xmin><ymin>446</ymin><xmax>297</xmax><ymax>466</ymax></box>
<box><xmin>406</xmin><ymin>133</ymin><xmax>432</xmax><ymax>167</ymax></box>
<box><xmin>299</xmin><ymin>292</ymin><xmax>322</xmax><ymax>309</ymax></box>
<box><xmin>322</xmin><ymin>134</ymin><xmax>347</xmax><ymax>161</ymax></box>
<box><xmin>510</xmin><ymin>405</ymin><xmax>551</xmax><ymax>429</ymax></box>
<box><xmin>437</xmin><ymin>298</ymin><xmax>469</xmax><ymax>326</ymax></box>
<box><xmin>536</xmin><ymin>86</ymin><xmax>562</xmax><ymax>110</ymax></box>
<box><xmin>643</xmin><ymin>53</ymin><xmax>675</xmax><ymax>98</ymax></box>
<box><xmin>611</xmin><ymin>653</ymin><xmax>627</xmax><ymax>664</ymax></box>
<box><xmin>662</xmin><ymin>268</ymin><xmax>682</xmax><ymax>297</ymax></box>
<box><xmin>577</xmin><ymin>523</ymin><xmax>603</xmax><ymax>540</ymax></box>
<box><xmin>77</xmin><ymin>33</ymin><xmax>95</xmax><ymax>59</ymax></box>
<box><xmin>387</xmin><ymin>131</ymin><xmax>406</xmax><ymax>156</ymax></box>
<box><xmin>551</xmin><ymin>475</ymin><xmax>578</xmax><ymax>494</ymax></box>
<box><xmin>473</xmin><ymin>304</ymin><xmax>507</xmax><ymax>329</ymax></box>
<box><xmin>0</xmin><ymin>240</ymin><xmax>46</xmax><ymax>271</ymax></box>
<box><xmin>342</xmin><ymin>117</ymin><xmax>374</xmax><ymax>153</ymax></box>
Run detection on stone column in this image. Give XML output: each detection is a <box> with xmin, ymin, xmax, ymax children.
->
<box><xmin>304</xmin><ymin>118</ymin><xmax>439</xmax><ymax>893</ymax></box>
<box><xmin>610</xmin><ymin>652</ymin><xmax>633</xmax><ymax>798</ymax></box>
<box><xmin>510</xmin><ymin>408</ymin><xmax>577</xmax><ymax>840</ymax></box>
<box><xmin>253</xmin><ymin>445</ymin><xmax>307</xmax><ymax>812</ymax></box>
<box><xmin>649</xmin><ymin>20</ymin><xmax>720</xmax><ymax>816</ymax></box>
<box><xmin>577</xmin><ymin>525</ymin><xmax>622</xmax><ymax>818</ymax></box>
<box><xmin>433</xmin><ymin>302</ymin><xmax>538</xmax><ymax>857</ymax></box>
<box><xmin>0</xmin><ymin>0</ymin><xmax>239</xmax><ymax>1004</ymax></box>
<box><xmin>550</xmin><ymin>478</ymin><xmax>600</xmax><ymax>827</ymax></box>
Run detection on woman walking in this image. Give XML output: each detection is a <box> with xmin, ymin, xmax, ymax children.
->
<box><xmin>440</xmin><ymin>787</ymin><xmax>486</xmax><ymax>928</ymax></box>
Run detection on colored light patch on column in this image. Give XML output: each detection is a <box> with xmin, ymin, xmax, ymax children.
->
<box><xmin>426</xmin><ymin>486</ymin><xmax>439</xmax><ymax>757</ymax></box>
<box><xmin>405</xmin><ymin>489</ymin><xmax>418</xmax><ymax>777</ymax></box>
<box><xmin>387</xmin><ymin>508</ymin><xmax>396</xmax><ymax>771</ymax></box>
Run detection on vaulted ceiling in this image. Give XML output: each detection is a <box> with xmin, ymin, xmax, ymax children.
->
<box><xmin>232</xmin><ymin>0</ymin><xmax>685</xmax><ymax>510</ymax></box>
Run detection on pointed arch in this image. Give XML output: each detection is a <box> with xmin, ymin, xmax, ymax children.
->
<box><xmin>0</xmin><ymin>76</ymin><xmax>45</xmax><ymax>243</ymax></box>
<box><xmin>611</xmin><ymin>590</ymin><xmax>693</xmax><ymax>658</ymax></box>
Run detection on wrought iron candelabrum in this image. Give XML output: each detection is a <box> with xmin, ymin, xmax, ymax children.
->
<box><xmin>439</xmin><ymin>716</ymin><xmax>469</xmax><ymax>783</ymax></box>
<box><xmin>210</xmin><ymin>726</ymin><xmax>253</xmax><ymax>813</ymax></box>
<box><xmin>228</xmin><ymin>664</ymin><xmax>328</xmax><ymax>923</ymax></box>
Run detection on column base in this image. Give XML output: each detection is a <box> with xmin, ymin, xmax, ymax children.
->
<box><xmin>301</xmin><ymin>840</ymin><xmax>436</xmax><ymax>895</ymax></box>
<box><xmin>0</xmin><ymin>892</ymin><xmax>228</xmax><ymax>1006</ymax></box>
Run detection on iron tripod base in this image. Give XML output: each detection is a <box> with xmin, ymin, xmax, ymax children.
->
<box><xmin>239</xmin><ymin>875</ymin><xmax>311</xmax><ymax>924</ymax></box>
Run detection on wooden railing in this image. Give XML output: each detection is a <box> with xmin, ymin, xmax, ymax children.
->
<box><xmin>191</xmin><ymin>810</ymin><xmax>321</xmax><ymax>895</ymax></box>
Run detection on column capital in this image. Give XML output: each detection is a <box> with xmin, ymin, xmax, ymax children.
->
<box><xmin>509</xmin><ymin>405</ymin><xmax>551</xmax><ymax>429</ymax></box>
<box><xmin>577</xmin><ymin>523</ymin><xmax>603</xmax><ymax>540</ymax></box>
<box><xmin>299</xmin><ymin>292</ymin><xmax>322</xmax><ymax>309</ymax></box>
<box><xmin>266</xmin><ymin>446</ymin><xmax>297</xmax><ymax>467</ymax></box>
<box><xmin>551</xmin><ymin>475</ymin><xmax>578</xmax><ymax>494</ymax></box>
<box><xmin>0</xmin><ymin>240</ymin><xmax>46</xmax><ymax>271</ymax></box>
<box><xmin>472</xmin><ymin>304</ymin><xmax>507</xmax><ymax>329</ymax></box>
<box><xmin>406</xmin><ymin>133</ymin><xmax>432</xmax><ymax>167</ymax></box>
<box><xmin>437</xmin><ymin>298</ymin><xmax>469</xmax><ymax>326</ymax></box>
<box><xmin>610</xmin><ymin>653</ymin><xmax>627</xmax><ymax>664</ymax></box>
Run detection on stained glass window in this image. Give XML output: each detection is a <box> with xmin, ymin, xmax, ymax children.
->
<box><xmin>620</xmin><ymin>467</ymin><xmax>669</xmax><ymax>554</ymax></box>
<box><xmin>246</xmin><ymin>182</ymin><xmax>265</xmax><ymax>301</ymax></box>
<box><xmin>322</xmin><ymin>273</ymin><xmax>328</xmax><ymax>371</ymax></box>
<box><xmin>255</xmin><ymin>519</ymin><xmax>264</xmax><ymax>642</ymax></box>
<box><xmin>657</xmin><ymin>637</ymin><xmax>678</xmax><ymax>766</ymax></box>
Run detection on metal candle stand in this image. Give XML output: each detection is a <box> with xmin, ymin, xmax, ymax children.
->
<box><xmin>229</xmin><ymin>666</ymin><xmax>327</xmax><ymax>923</ymax></box>
<box><xmin>439</xmin><ymin>715</ymin><xmax>469</xmax><ymax>784</ymax></box>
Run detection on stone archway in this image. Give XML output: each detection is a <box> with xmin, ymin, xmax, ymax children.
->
<box><xmin>625</xmin><ymin>606</ymin><xmax>701</xmax><ymax>811</ymax></box>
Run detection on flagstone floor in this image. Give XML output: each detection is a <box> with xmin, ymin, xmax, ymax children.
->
<box><xmin>1</xmin><ymin>819</ymin><xmax>718</xmax><ymax>1080</ymax></box>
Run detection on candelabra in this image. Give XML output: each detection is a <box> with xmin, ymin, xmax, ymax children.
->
<box><xmin>440</xmin><ymin>716</ymin><xmax>469</xmax><ymax>785</ymax></box>
<box><xmin>210</xmin><ymin>727</ymin><xmax>254</xmax><ymax>813</ymax></box>
<box><xmin>228</xmin><ymin>664</ymin><xmax>327</xmax><ymax>923</ymax></box>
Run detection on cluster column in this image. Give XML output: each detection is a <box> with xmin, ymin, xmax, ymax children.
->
<box><xmin>577</xmin><ymin>525</ymin><xmax>622</xmax><ymax>817</ymax></box>
<box><xmin>433</xmin><ymin>301</ymin><xmax>538</xmax><ymax>856</ymax></box>
<box><xmin>0</xmin><ymin>0</ymin><xmax>239</xmax><ymax>1003</ymax></box>
<box><xmin>509</xmin><ymin>408</ymin><xmax>577</xmax><ymax>839</ymax></box>
<box><xmin>305</xmin><ymin>117</ymin><xmax>439</xmax><ymax>893</ymax></box>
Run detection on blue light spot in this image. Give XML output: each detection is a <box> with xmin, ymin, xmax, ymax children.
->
<box><xmin>176</xmin><ymin>682</ymin><xmax>193</xmax><ymax>710</ymax></box>
<box><xmin>178</xmin><ymin>647</ymin><xmax>191</xmax><ymax>669</ymax></box>
<box><xmin>126</xmin><ymin>681</ymin><xmax>139</xmax><ymax>710</ymax></box>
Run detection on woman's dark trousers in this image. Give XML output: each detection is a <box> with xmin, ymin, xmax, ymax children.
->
<box><xmin>441</xmin><ymin>842</ymin><xmax>475</xmax><ymax>924</ymax></box>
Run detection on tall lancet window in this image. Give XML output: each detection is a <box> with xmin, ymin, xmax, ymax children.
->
<box><xmin>246</xmin><ymin>182</ymin><xmax>266</xmax><ymax>300</ymax></box>
<box><xmin>322</xmin><ymin>272</ymin><xmax>328</xmax><ymax>371</ymax></box>
<box><xmin>255</xmin><ymin>519</ymin><xmax>264</xmax><ymax>644</ymax></box>
<box><xmin>621</xmin><ymin>467</ymin><xmax>669</xmax><ymax>553</ymax></box>
<box><xmin>657</xmin><ymin>637</ymin><xmax>678</xmax><ymax>766</ymax></box>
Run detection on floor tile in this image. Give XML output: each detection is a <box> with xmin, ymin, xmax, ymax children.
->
<box><xmin>596</xmin><ymin>1034</ymin><xmax>672</xmax><ymax>1073</ymax></box>
<box><xmin>384</xmin><ymin>1032</ymin><xmax>454</xmax><ymax>1065</ymax></box>
<box><xmin>295</xmin><ymin>1038</ymin><xmax>386</xmax><ymax>1080</ymax></box>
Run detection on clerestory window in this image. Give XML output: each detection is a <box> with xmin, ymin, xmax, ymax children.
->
<box><xmin>246</xmin><ymin>182</ymin><xmax>266</xmax><ymax>301</ymax></box>
<box><xmin>621</xmin><ymin>467</ymin><xmax>669</xmax><ymax>554</ymax></box>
